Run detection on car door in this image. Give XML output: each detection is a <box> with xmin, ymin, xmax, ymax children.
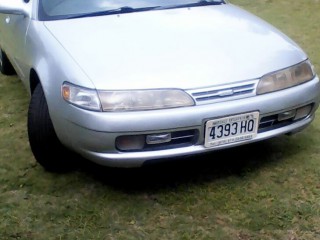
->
<box><xmin>0</xmin><ymin>0</ymin><xmax>32</xmax><ymax>81</ymax></box>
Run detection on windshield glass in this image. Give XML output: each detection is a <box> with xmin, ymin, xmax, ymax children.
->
<box><xmin>38</xmin><ymin>0</ymin><xmax>226</xmax><ymax>20</ymax></box>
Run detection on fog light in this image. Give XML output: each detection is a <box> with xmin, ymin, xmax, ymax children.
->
<box><xmin>294</xmin><ymin>105</ymin><xmax>312</xmax><ymax>120</ymax></box>
<box><xmin>116</xmin><ymin>135</ymin><xmax>145</xmax><ymax>151</ymax></box>
<box><xmin>278</xmin><ymin>110</ymin><xmax>296</xmax><ymax>121</ymax></box>
<box><xmin>146</xmin><ymin>133</ymin><xmax>172</xmax><ymax>145</ymax></box>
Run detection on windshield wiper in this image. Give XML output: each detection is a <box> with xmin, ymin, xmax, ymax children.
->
<box><xmin>66</xmin><ymin>0</ymin><xmax>225</xmax><ymax>20</ymax></box>
<box><xmin>67</xmin><ymin>6</ymin><xmax>160</xmax><ymax>19</ymax></box>
<box><xmin>157</xmin><ymin>0</ymin><xmax>225</xmax><ymax>10</ymax></box>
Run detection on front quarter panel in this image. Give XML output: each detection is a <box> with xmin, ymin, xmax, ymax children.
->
<box><xmin>25</xmin><ymin>20</ymin><xmax>98</xmax><ymax>145</ymax></box>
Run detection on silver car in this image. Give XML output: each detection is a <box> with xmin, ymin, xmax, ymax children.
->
<box><xmin>0</xmin><ymin>0</ymin><xmax>319</xmax><ymax>171</ymax></box>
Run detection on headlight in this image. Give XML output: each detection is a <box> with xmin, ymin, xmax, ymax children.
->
<box><xmin>62</xmin><ymin>83</ymin><xmax>101</xmax><ymax>111</ymax></box>
<box><xmin>98</xmin><ymin>89</ymin><xmax>195</xmax><ymax>111</ymax></box>
<box><xmin>257</xmin><ymin>60</ymin><xmax>314</xmax><ymax>95</ymax></box>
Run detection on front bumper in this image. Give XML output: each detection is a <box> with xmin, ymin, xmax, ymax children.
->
<box><xmin>55</xmin><ymin>76</ymin><xmax>320</xmax><ymax>167</ymax></box>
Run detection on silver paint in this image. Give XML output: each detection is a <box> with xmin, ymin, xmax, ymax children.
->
<box><xmin>0</xmin><ymin>0</ymin><xmax>319</xmax><ymax>167</ymax></box>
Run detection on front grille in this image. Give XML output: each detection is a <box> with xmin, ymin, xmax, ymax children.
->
<box><xmin>188</xmin><ymin>80</ymin><xmax>258</xmax><ymax>105</ymax></box>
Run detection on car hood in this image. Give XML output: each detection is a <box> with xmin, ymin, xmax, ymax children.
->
<box><xmin>44</xmin><ymin>4</ymin><xmax>307</xmax><ymax>90</ymax></box>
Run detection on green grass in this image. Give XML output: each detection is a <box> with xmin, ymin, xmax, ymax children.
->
<box><xmin>1</xmin><ymin>0</ymin><xmax>320</xmax><ymax>239</ymax></box>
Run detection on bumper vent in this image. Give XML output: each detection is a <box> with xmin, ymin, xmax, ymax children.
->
<box><xmin>144</xmin><ymin>130</ymin><xmax>198</xmax><ymax>151</ymax></box>
<box><xmin>258</xmin><ymin>115</ymin><xmax>292</xmax><ymax>133</ymax></box>
<box><xmin>117</xmin><ymin>130</ymin><xmax>199</xmax><ymax>152</ymax></box>
<box><xmin>258</xmin><ymin>104</ymin><xmax>313</xmax><ymax>133</ymax></box>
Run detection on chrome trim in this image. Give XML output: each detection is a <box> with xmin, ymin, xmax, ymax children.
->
<box><xmin>146</xmin><ymin>133</ymin><xmax>172</xmax><ymax>145</ymax></box>
<box><xmin>187</xmin><ymin>80</ymin><xmax>258</xmax><ymax>105</ymax></box>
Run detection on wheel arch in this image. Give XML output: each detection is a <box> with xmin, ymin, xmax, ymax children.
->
<box><xmin>29</xmin><ymin>68</ymin><xmax>40</xmax><ymax>94</ymax></box>
<box><xmin>0</xmin><ymin>48</ymin><xmax>16</xmax><ymax>75</ymax></box>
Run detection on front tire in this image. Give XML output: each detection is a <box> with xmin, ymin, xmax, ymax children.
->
<box><xmin>28</xmin><ymin>84</ymin><xmax>76</xmax><ymax>172</ymax></box>
<box><xmin>0</xmin><ymin>49</ymin><xmax>15</xmax><ymax>75</ymax></box>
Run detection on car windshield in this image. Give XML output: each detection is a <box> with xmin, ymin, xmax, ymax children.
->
<box><xmin>38</xmin><ymin>0</ymin><xmax>226</xmax><ymax>20</ymax></box>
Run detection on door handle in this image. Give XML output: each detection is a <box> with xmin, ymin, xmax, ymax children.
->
<box><xmin>5</xmin><ymin>16</ymin><xmax>10</xmax><ymax>24</ymax></box>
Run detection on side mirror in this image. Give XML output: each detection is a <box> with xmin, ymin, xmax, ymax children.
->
<box><xmin>0</xmin><ymin>0</ymin><xmax>30</xmax><ymax>17</ymax></box>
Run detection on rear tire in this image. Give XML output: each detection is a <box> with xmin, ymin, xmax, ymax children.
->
<box><xmin>0</xmin><ymin>49</ymin><xmax>16</xmax><ymax>75</ymax></box>
<box><xmin>28</xmin><ymin>84</ymin><xmax>76</xmax><ymax>172</ymax></box>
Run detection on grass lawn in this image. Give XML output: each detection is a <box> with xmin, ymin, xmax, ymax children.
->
<box><xmin>1</xmin><ymin>0</ymin><xmax>320</xmax><ymax>239</ymax></box>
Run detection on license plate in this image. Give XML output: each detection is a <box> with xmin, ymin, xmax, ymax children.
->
<box><xmin>205</xmin><ymin>112</ymin><xmax>260</xmax><ymax>148</ymax></box>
